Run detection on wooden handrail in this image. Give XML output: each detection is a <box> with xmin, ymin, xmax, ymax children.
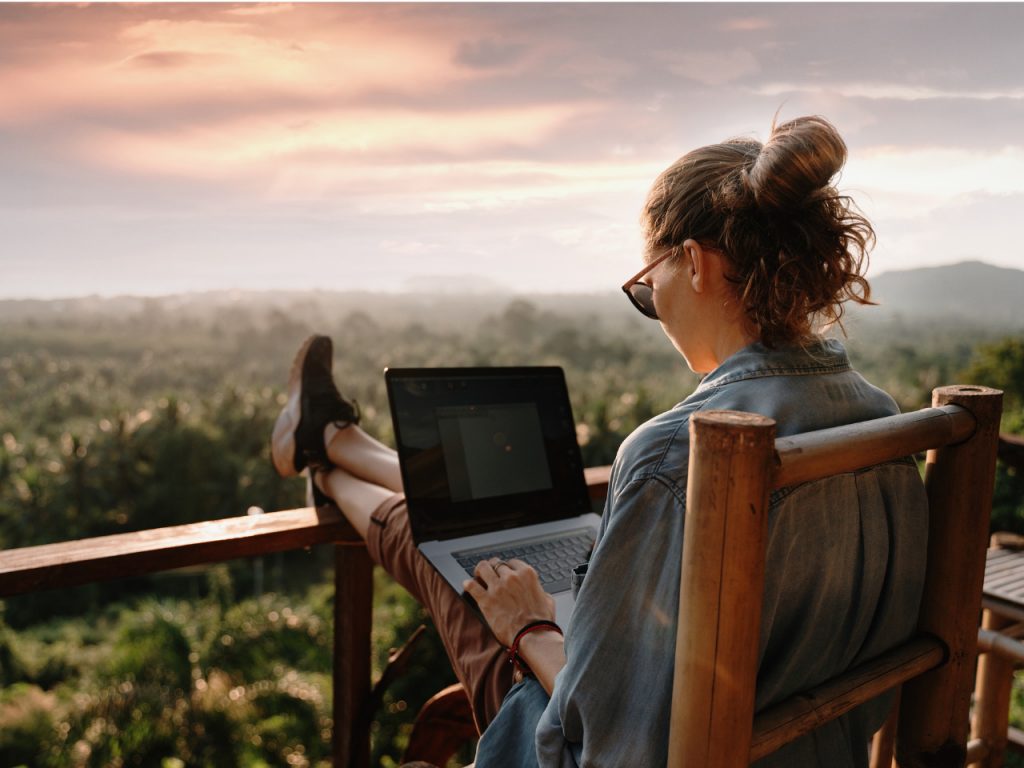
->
<box><xmin>0</xmin><ymin>469</ymin><xmax>614</xmax><ymax>599</ymax></box>
<box><xmin>0</xmin><ymin>467</ymin><xmax>614</xmax><ymax>768</ymax></box>
<box><xmin>0</xmin><ymin>505</ymin><xmax>361</xmax><ymax>597</ymax></box>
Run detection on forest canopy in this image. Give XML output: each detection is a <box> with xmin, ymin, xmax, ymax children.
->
<box><xmin>1</xmin><ymin>291</ymin><xmax>1022</xmax><ymax>766</ymax></box>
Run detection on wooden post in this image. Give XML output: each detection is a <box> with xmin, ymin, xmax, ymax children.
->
<box><xmin>971</xmin><ymin>611</ymin><xmax>1016</xmax><ymax>767</ymax></box>
<box><xmin>668</xmin><ymin>410</ymin><xmax>776</xmax><ymax>768</ymax></box>
<box><xmin>897</xmin><ymin>386</ymin><xmax>1003</xmax><ymax>768</ymax></box>
<box><xmin>334</xmin><ymin>540</ymin><xmax>374</xmax><ymax>768</ymax></box>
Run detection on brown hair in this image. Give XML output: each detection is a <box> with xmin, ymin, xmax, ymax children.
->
<box><xmin>642</xmin><ymin>115</ymin><xmax>875</xmax><ymax>347</ymax></box>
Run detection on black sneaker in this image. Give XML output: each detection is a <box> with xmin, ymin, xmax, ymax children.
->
<box><xmin>271</xmin><ymin>335</ymin><xmax>360</xmax><ymax>478</ymax></box>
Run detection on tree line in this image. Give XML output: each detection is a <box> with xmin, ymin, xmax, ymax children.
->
<box><xmin>0</xmin><ymin>296</ymin><xmax>1021</xmax><ymax>765</ymax></box>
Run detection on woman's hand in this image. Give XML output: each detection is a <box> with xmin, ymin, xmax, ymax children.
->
<box><xmin>463</xmin><ymin>558</ymin><xmax>555</xmax><ymax>647</ymax></box>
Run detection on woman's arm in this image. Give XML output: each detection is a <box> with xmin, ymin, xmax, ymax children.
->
<box><xmin>463</xmin><ymin>558</ymin><xmax>567</xmax><ymax>695</ymax></box>
<box><xmin>516</xmin><ymin>627</ymin><xmax>566</xmax><ymax>695</ymax></box>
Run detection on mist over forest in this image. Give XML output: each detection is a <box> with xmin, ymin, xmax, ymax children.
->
<box><xmin>1</xmin><ymin>260</ymin><xmax>1022</xmax><ymax>765</ymax></box>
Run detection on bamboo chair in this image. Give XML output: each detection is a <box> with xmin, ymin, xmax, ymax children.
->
<box><xmin>400</xmin><ymin>384</ymin><xmax>1002</xmax><ymax>768</ymax></box>
<box><xmin>675</xmin><ymin>385</ymin><xmax>1002</xmax><ymax>768</ymax></box>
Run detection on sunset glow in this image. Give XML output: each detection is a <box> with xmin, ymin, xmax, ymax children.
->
<box><xmin>2</xmin><ymin>3</ymin><xmax>1023</xmax><ymax>297</ymax></box>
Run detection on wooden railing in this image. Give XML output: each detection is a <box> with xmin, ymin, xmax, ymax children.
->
<box><xmin>0</xmin><ymin>465</ymin><xmax>612</xmax><ymax>767</ymax></box>
<box><xmin>2</xmin><ymin>434</ymin><xmax>1022</xmax><ymax>767</ymax></box>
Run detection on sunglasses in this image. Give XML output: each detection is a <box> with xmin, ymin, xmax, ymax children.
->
<box><xmin>621</xmin><ymin>249</ymin><xmax>675</xmax><ymax>320</ymax></box>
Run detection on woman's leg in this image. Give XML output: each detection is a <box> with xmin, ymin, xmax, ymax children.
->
<box><xmin>324</xmin><ymin>423</ymin><xmax>402</xmax><ymax>491</ymax></box>
<box><xmin>319</xmin><ymin>423</ymin><xmax>403</xmax><ymax>538</ymax></box>
<box><xmin>269</xmin><ymin>332</ymin><xmax>513</xmax><ymax>728</ymax></box>
<box><xmin>315</xmin><ymin>463</ymin><xmax>514</xmax><ymax>730</ymax></box>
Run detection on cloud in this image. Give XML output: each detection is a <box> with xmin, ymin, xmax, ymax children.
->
<box><xmin>869</xmin><ymin>191</ymin><xmax>1024</xmax><ymax>275</ymax></box>
<box><xmin>2</xmin><ymin>3</ymin><xmax>1024</xmax><ymax>298</ymax></box>
<box><xmin>80</xmin><ymin>102</ymin><xmax>609</xmax><ymax>185</ymax></box>
<box><xmin>122</xmin><ymin>50</ymin><xmax>216</xmax><ymax>69</ymax></box>
<box><xmin>720</xmin><ymin>16</ymin><xmax>775</xmax><ymax>32</ymax></box>
<box><xmin>0</xmin><ymin>8</ymin><xmax>475</xmax><ymax>127</ymax></box>
<box><xmin>455</xmin><ymin>38</ymin><xmax>528</xmax><ymax>70</ymax></box>
<box><xmin>222</xmin><ymin>4</ymin><xmax>294</xmax><ymax>17</ymax></box>
<box><xmin>845</xmin><ymin>146</ymin><xmax>1024</xmax><ymax>207</ymax></box>
<box><xmin>758</xmin><ymin>82</ymin><xmax>1024</xmax><ymax>102</ymax></box>
<box><xmin>665</xmin><ymin>48</ymin><xmax>760</xmax><ymax>87</ymax></box>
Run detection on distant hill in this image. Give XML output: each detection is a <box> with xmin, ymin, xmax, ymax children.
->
<box><xmin>863</xmin><ymin>261</ymin><xmax>1024</xmax><ymax>328</ymax></box>
<box><xmin>1</xmin><ymin>260</ymin><xmax>1020</xmax><ymax>331</ymax></box>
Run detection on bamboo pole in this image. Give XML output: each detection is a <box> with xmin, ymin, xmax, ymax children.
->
<box><xmin>978</xmin><ymin>626</ymin><xmax>1024</xmax><ymax>663</ymax></box>
<box><xmin>774</xmin><ymin>404</ymin><xmax>974</xmax><ymax>489</ymax></box>
<box><xmin>971</xmin><ymin>613</ymin><xmax>1017</xmax><ymax>767</ymax></box>
<box><xmin>668</xmin><ymin>410</ymin><xmax>776</xmax><ymax>768</ymax></box>
<box><xmin>897</xmin><ymin>385</ymin><xmax>1003</xmax><ymax>768</ymax></box>
<box><xmin>751</xmin><ymin>636</ymin><xmax>944</xmax><ymax>762</ymax></box>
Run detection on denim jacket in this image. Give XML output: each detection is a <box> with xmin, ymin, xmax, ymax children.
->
<box><xmin>476</xmin><ymin>339</ymin><xmax>928</xmax><ymax>768</ymax></box>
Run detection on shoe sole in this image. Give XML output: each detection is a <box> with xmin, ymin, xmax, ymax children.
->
<box><xmin>271</xmin><ymin>334</ymin><xmax>319</xmax><ymax>478</ymax></box>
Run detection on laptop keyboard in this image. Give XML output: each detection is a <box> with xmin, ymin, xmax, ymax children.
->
<box><xmin>454</xmin><ymin>529</ymin><xmax>594</xmax><ymax>594</ymax></box>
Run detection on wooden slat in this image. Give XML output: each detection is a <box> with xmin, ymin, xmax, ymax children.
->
<box><xmin>991</xmin><ymin>532</ymin><xmax>1024</xmax><ymax>550</ymax></box>
<box><xmin>750</xmin><ymin>636</ymin><xmax>946</xmax><ymax>762</ymax></box>
<box><xmin>774</xmin><ymin>404</ymin><xmax>974</xmax><ymax>488</ymax></box>
<box><xmin>0</xmin><ymin>506</ymin><xmax>360</xmax><ymax>597</ymax></box>
<box><xmin>981</xmin><ymin>596</ymin><xmax>1024</xmax><ymax>625</ymax></box>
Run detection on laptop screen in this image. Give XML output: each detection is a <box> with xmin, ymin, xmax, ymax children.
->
<box><xmin>385</xmin><ymin>367</ymin><xmax>591</xmax><ymax>542</ymax></box>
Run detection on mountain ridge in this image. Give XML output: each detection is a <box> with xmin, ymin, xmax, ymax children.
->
<box><xmin>865</xmin><ymin>260</ymin><xmax>1024</xmax><ymax>326</ymax></box>
<box><xmin>1</xmin><ymin>260</ymin><xmax>1021</xmax><ymax>329</ymax></box>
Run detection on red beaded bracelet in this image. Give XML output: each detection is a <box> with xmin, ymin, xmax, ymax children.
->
<box><xmin>506</xmin><ymin>620</ymin><xmax>563</xmax><ymax>677</ymax></box>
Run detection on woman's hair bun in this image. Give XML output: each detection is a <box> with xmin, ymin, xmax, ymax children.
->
<box><xmin>746</xmin><ymin>115</ymin><xmax>847</xmax><ymax>212</ymax></box>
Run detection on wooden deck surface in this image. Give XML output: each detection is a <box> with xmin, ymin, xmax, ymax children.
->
<box><xmin>984</xmin><ymin>546</ymin><xmax>1024</xmax><ymax>623</ymax></box>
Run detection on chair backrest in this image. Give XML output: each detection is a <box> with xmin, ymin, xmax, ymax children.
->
<box><xmin>667</xmin><ymin>385</ymin><xmax>1003</xmax><ymax>768</ymax></box>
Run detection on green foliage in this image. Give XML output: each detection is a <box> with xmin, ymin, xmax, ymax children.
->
<box><xmin>106</xmin><ymin>612</ymin><xmax>192</xmax><ymax>692</ymax></box>
<box><xmin>0</xmin><ymin>683</ymin><xmax>59</xmax><ymax>766</ymax></box>
<box><xmin>991</xmin><ymin>463</ymin><xmax>1024</xmax><ymax>536</ymax></box>
<box><xmin>1</xmin><ymin>295</ymin><xmax>1023</xmax><ymax>763</ymax></box>
<box><xmin>368</xmin><ymin>571</ymin><xmax>466</xmax><ymax>766</ymax></box>
<box><xmin>0</xmin><ymin>589</ymin><xmax>341</xmax><ymax>767</ymax></box>
<box><xmin>961</xmin><ymin>336</ymin><xmax>1024</xmax><ymax>535</ymax></box>
<box><xmin>0</xmin><ymin>616</ymin><xmax>28</xmax><ymax>686</ymax></box>
<box><xmin>963</xmin><ymin>336</ymin><xmax>1024</xmax><ymax>431</ymax></box>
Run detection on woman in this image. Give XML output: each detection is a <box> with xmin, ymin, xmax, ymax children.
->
<box><xmin>271</xmin><ymin>115</ymin><xmax>927</xmax><ymax>767</ymax></box>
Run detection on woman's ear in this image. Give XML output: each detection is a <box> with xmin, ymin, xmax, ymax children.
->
<box><xmin>682</xmin><ymin>239</ymin><xmax>706</xmax><ymax>293</ymax></box>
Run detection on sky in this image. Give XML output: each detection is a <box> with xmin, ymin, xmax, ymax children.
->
<box><xmin>2</xmin><ymin>2</ymin><xmax>1024</xmax><ymax>298</ymax></box>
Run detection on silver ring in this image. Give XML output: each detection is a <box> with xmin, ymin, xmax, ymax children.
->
<box><xmin>494</xmin><ymin>560</ymin><xmax>511</xmax><ymax>573</ymax></box>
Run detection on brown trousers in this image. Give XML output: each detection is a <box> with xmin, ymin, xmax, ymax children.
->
<box><xmin>366</xmin><ymin>493</ymin><xmax>514</xmax><ymax>732</ymax></box>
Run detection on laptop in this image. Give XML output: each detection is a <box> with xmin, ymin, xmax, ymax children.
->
<box><xmin>385</xmin><ymin>366</ymin><xmax>602</xmax><ymax>626</ymax></box>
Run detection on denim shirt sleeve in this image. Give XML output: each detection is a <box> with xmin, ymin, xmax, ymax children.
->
<box><xmin>535</xmin><ymin>472</ymin><xmax>686</xmax><ymax>767</ymax></box>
